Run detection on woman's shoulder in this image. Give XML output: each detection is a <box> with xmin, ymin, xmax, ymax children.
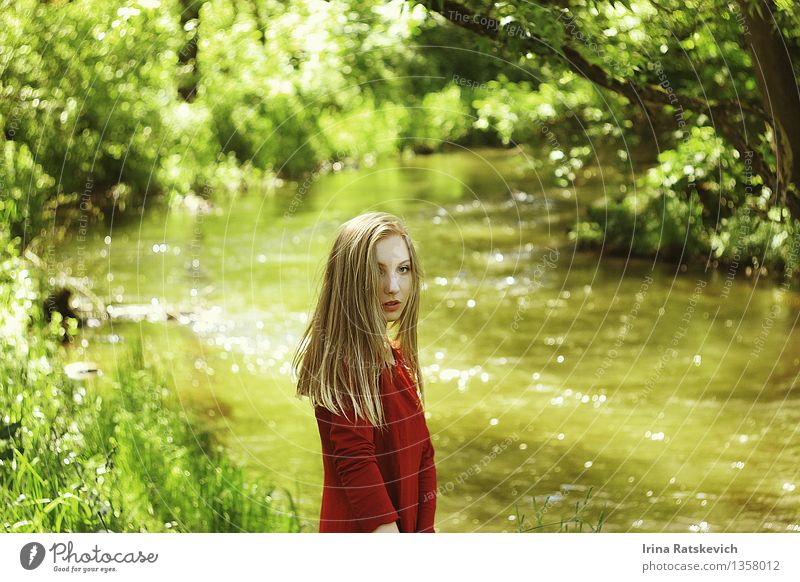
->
<box><xmin>314</xmin><ymin>403</ymin><xmax>371</xmax><ymax>427</ymax></box>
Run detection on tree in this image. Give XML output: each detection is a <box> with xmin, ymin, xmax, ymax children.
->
<box><xmin>413</xmin><ymin>0</ymin><xmax>799</xmax><ymax>222</ymax></box>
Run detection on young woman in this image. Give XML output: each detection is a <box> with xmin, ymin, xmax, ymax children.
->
<box><xmin>293</xmin><ymin>212</ymin><xmax>437</xmax><ymax>533</ymax></box>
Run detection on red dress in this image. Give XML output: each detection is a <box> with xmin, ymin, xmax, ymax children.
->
<box><xmin>315</xmin><ymin>345</ymin><xmax>437</xmax><ymax>533</ymax></box>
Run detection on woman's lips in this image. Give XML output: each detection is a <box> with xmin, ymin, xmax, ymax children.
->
<box><xmin>383</xmin><ymin>300</ymin><xmax>401</xmax><ymax>312</ymax></box>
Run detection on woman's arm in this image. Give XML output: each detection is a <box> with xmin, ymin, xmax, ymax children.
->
<box><xmin>416</xmin><ymin>437</ymin><xmax>437</xmax><ymax>532</ymax></box>
<box><xmin>327</xmin><ymin>410</ymin><xmax>400</xmax><ymax>533</ymax></box>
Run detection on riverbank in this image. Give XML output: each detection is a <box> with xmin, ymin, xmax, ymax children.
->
<box><xmin>0</xmin><ymin>248</ymin><xmax>301</xmax><ymax>532</ymax></box>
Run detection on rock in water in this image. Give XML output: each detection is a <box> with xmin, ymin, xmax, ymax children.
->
<box><xmin>64</xmin><ymin>362</ymin><xmax>101</xmax><ymax>380</ymax></box>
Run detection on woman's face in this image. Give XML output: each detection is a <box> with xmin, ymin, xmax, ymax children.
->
<box><xmin>375</xmin><ymin>234</ymin><xmax>412</xmax><ymax>323</ymax></box>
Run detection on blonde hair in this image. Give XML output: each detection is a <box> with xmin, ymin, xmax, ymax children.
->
<box><xmin>293</xmin><ymin>212</ymin><xmax>424</xmax><ymax>427</ymax></box>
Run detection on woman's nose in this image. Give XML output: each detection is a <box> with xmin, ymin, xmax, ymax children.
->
<box><xmin>385</xmin><ymin>272</ymin><xmax>400</xmax><ymax>294</ymax></box>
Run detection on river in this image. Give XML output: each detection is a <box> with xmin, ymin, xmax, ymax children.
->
<box><xmin>56</xmin><ymin>148</ymin><xmax>800</xmax><ymax>532</ymax></box>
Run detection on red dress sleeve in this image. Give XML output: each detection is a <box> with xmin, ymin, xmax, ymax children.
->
<box><xmin>326</xmin><ymin>409</ymin><xmax>400</xmax><ymax>532</ymax></box>
<box><xmin>416</xmin><ymin>435</ymin><xmax>437</xmax><ymax>532</ymax></box>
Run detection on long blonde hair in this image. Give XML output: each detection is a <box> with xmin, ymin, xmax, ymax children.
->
<box><xmin>293</xmin><ymin>212</ymin><xmax>424</xmax><ymax>427</ymax></box>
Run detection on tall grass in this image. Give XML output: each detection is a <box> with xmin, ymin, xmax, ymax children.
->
<box><xmin>514</xmin><ymin>487</ymin><xmax>607</xmax><ymax>533</ymax></box>
<box><xmin>1</xmin><ymin>250</ymin><xmax>301</xmax><ymax>532</ymax></box>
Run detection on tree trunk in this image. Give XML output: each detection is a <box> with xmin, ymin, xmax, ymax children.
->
<box><xmin>740</xmin><ymin>0</ymin><xmax>800</xmax><ymax>220</ymax></box>
<box><xmin>177</xmin><ymin>0</ymin><xmax>200</xmax><ymax>102</ymax></box>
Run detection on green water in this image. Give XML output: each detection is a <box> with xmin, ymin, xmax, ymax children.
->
<box><xmin>56</xmin><ymin>148</ymin><xmax>800</xmax><ymax>532</ymax></box>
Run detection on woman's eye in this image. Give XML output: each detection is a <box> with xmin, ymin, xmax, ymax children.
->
<box><xmin>399</xmin><ymin>266</ymin><xmax>410</xmax><ymax>273</ymax></box>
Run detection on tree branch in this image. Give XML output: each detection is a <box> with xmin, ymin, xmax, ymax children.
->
<box><xmin>420</xmin><ymin>0</ymin><xmax>765</xmax><ymax>119</ymax></box>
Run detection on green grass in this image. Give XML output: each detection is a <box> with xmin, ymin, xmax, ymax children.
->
<box><xmin>514</xmin><ymin>487</ymin><xmax>608</xmax><ymax>533</ymax></box>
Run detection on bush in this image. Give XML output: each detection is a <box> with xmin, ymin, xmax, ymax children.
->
<box><xmin>572</xmin><ymin>126</ymin><xmax>799</xmax><ymax>274</ymax></box>
<box><xmin>400</xmin><ymin>85</ymin><xmax>471</xmax><ymax>151</ymax></box>
<box><xmin>579</xmin><ymin>190</ymin><xmax>709</xmax><ymax>261</ymax></box>
<box><xmin>0</xmin><ymin>0</ymin><xmax>184</xmax><ymax>202</ymax></box>
<box><xmin>0</xmin><ymin>130</ymin><xmax>56</xmax><ymax>246</ymax></box>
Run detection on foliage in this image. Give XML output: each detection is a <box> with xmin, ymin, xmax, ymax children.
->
<box><xmin>0</xmin><ymin>128</ymin><xmax>55</xmax><ymax>245</ymax></box>
<box><xmin>573</xmin><ymin>125</ymin><xmax>799</xmax><ymax>273</ymax></box>
<box><xmin>401</xmin><ymin>84</ymin><xmax>471</xmax><ymax>151</ymax></box>
<box><xmin>0</xmin><ymin>0</ymin><xmax>184</xmax><ymax>206</ymax></box>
